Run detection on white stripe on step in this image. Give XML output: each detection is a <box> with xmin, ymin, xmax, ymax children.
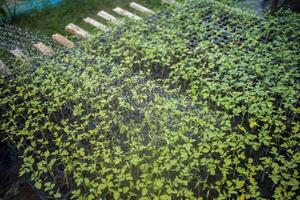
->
<box><xmin>162</xmin><ymin>0</ymin><xmax>176</xmax><ymax>4</ymax></box>
<box><xmin>130</xmin><ymin>2</ymin><xmax>155</xmax><ymax>15</ymax></box>
<box><xmin>113</xmin><ymin>7</ymin><xmax>142</xmax><ymax>20</ymax></box>
<box><xmin>65</xmin><ymin>23</ymin><xmax>91</xmax><ymax>39</ymax></box>
<box><xmin>9</xmin><ymin>48</ymin><xmax>28</xmax><ymax>62</ymax></box>
<box><xmin>33</xmin><ymin>42</ymin><xmax>54</xmax><ymax>55</ymax></box>
<box><xmin>0</xmin><ymin>59</ymin><xmax>11</xmax><ymax>75</ymax></box>
<box><xmin>83</xmin><ymin>17</ymin><xmax>108</xmax><ymax>31</ymax></box>
<box><xmin>52</xmin><ymin>33</ymin><xmax>75</xmax><ymax>48</ymax></box>
<box><xmin>97</xmin><ymin>11</ymin><xmax>122</xmax><ymax>25</ymax></box>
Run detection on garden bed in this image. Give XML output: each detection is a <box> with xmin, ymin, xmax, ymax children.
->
<box><xmin>0</xmin><ymin>0</ymin><xmax>299</xmax><ymax>199</ymax></box>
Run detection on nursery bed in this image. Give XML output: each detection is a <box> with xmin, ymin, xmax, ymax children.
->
<box><xmin>0</xmin><ymin>0</ymin><xmax>299</xmax><ymax>199</ymax></box>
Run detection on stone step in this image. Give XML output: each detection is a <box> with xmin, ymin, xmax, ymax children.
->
<box><xmin>97</xmin><ymin>11</ymin><xmax>122</xmax><ymax>25</ymax></box>
<box><xmin>33</xmin><ymin>42</ymin><xmax>54</xmax><ymax>55</ymax></box>
<box><xmin>0</xmin><ymin>60</ymin><xmax>11</xmax><ymax>75</ymax></box>
<box><xmin>83</xmin><ymin>17</ymin><xmax>108</xmax><ymax>31</ymax></box>
<box><xmin>9</xmin><ymin>48</ymin><xmax>28</xmax><ymax>63</ymax></box>
<box><xmin>65</xmin><ymin>23</ymin><xmax>91</xmax><ymax>39</ymax></box>
<box><xmin>52</xmin><ymin>33</ymin><xmax>75</xmax><ymax>48</ymax></box>
<box><xmin>130</xmin><ymin>2</ymin><xmax>155</xmax><ymax>15</ymax></box>
<box><xmin>113</xmin><ymin>7</ymin><xmax>142</xmax><ymax>20</ymax></box>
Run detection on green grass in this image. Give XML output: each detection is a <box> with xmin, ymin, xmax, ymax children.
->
<box><xmin>13</xmin><ymin>0</ymin><xmax>162</xmax><ymax>37</ymax></box>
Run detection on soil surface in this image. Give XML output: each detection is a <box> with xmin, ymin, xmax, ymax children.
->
<box><xmin>241</xmin><ymin>0</ymin><xmax>300</xmax><ymax>13</ymax></box>
<box><xmin>0</xmin><ymin>141</ymin><xmax>40</xmax><ymax>200</ymax></box>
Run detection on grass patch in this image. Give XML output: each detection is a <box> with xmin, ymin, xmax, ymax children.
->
<box><xmin>13</xmin><ymin>0</ymin><xmax>162</xmax><ymax>37</ymax></box>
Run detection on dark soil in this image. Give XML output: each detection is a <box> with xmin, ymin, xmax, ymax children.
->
<box><xmin>0</xmin><ymin>141</ymin><xmax>40</xmax><ymax>200</ymax></box>
<box><xmin>241</xmin><ymin>0</ymin><xmax>300</xmax><ymax>13</ymax></box>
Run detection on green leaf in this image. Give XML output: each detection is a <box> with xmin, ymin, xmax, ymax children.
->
<box><xmin>249</xmin><ymin>117</ymin><xmax>258</xmax><ymax>128</ymax></box>
<box><xmin>154</xmin><ymin>179</ymin><xmax>163</xmax><ymax>188</ymax></box>
<box><xmin>54</xmin><ymin>192</ymin><xmax>62</xmax><ymax>199</ymax></box>
<box><xmin>34</xmin><ymin>182</ymin><xmax>42</xmax><ymax>189</ymax></box>
<box><xmin>113</xmin><ymin>191</ymin><xmax>120</xmax><ymax>199</ymax></box>
<box><xmin>236</xmin><ymin>180</ymin><xmax>245</xmax><ymax>189</ymax></box>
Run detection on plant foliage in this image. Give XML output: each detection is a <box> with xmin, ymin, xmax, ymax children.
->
<box><xmin>0</xmin><ymin>0</ymin><xmax>299</xmax><ymax>199</ymax></box>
